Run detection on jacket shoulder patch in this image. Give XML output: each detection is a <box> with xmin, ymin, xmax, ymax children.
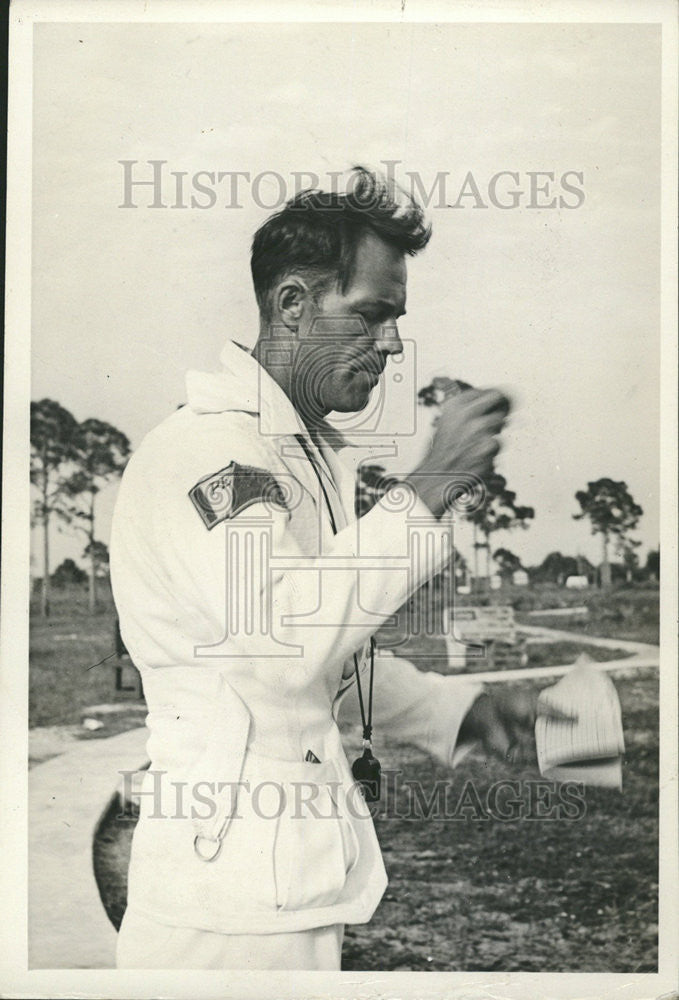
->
<box><xmin>189</xmin><ymin>462</ymin><xmax>288</xmax><ymax>529</ymax></box>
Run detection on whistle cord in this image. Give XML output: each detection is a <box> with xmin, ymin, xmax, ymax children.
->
<box><xmin>294</xmin><ymin>433</ymin><xmax>340</xmax><ymax>535</ymax></box>
<box><xmin>353</xmin><ymin>637</ymin><xmax>375</xmax><ymax>746</ymax></box>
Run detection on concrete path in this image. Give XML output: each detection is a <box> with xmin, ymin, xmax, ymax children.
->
<box><xmin>449</xmin><ymin>625</ymin><xmax>660</xmax><ymax>684</ymax></box>
<box><xmin>462</xmin><ymin>624</ymin><xmax>659</xmax><ymax>684</ymax></box>
<box><xmin>466</xmin><ymin>655</ymin><xmax>658</xmax><ymax>684</ymax></box>
<box><xmin>520</xmin><ymin>623</ymin><xmax>659</xmax><ymax>658</ymax></box>
<box><xmin>28</xmin><ymin>726</ymin><xmax>148</xmax><ymax>969</ymax></box>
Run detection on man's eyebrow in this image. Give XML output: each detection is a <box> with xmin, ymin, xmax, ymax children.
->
<box><xmin>354</xmin><ymin>297</ymin><xmax>407</xmax><ymax>317</ymax></box>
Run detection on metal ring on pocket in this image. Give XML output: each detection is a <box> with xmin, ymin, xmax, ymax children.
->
<box><xmin>193</xmin><ymin>834</ymin><xmax>223</xmax><ymax>862</ymax></box>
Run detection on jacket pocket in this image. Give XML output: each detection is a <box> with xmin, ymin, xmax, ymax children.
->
<box><xmin>274</xmin><ymin>776</ymin><xmax>360</xmax><ymax>912</ymax></box>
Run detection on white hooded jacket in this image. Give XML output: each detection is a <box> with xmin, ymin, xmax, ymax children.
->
<box><xmin>110</xmin><ymin>341</ymin><xmax>482</xmax><ymax>934</ymax></box>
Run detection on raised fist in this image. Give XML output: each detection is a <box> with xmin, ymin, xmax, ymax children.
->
<box><xmin>405</xmin><ymin>387</ymin><xmax>511</xmax><ymax>517</ymax></box>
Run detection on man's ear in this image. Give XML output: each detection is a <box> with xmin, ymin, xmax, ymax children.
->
<box><xmin>274</xmin><ymin>277</ymin><xmax>310</xmax><ymax>331</ymax></box>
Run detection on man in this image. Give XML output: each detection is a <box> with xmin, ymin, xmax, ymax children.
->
<box><xmin>110</xmin><ymin>167</ymin><xmax>551</xmax><ymax>970</ymax></box>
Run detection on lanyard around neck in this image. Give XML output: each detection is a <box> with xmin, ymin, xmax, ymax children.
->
<box><xmin>295</xmin><ymin>435</ymin><xmax>374</xmax><ymax>725</ymax></box>
<box><xmin>294</xmin><ymin>433</ymin><xmax>344</xmax><ymax>534</ymax></box>
<box><xmin>294</xmin><ymin>432</ymin><xmax>379</xmax><ymax>798</ymax></box>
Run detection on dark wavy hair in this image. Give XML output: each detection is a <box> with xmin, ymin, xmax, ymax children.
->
<box><xmin>251</xmin><ymin>166</ymin><xmax>431</xmax><ymax>320</ymax></box>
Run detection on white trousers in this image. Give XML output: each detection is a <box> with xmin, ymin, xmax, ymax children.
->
<box><xmin>116</xmin><ymin>907</ymin><xmax>345</xmax><ymax>970</ymax></box>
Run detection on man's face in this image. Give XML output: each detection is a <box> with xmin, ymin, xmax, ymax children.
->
<box><xmin>293</xmin><ymin>229</ymin><xmax>407</xmax><ymax>419</ymax></box>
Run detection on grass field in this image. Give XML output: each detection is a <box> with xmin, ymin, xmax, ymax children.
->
<box><xmin>342</xmin><ymin>672</ymin><xmax>658</xmax><ymax>972</ymax></box>
<box><xmin>512</xmin><ymin>584</ymin><xmax>660</xmax><ymax>646</ymax></box>
<box><xmin>32</xmin><ymin>581</ymin><xmax>659</xmax><ymax>971</ymax></box>
<box><xmin>29</xmin><ymin>586</ymin><xmax>141</xmax><ymax>730</ymax></box>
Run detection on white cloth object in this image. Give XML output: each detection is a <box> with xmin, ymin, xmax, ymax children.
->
<box><xmin>535</xmin><ymin>661</ymin><xmax>625</xmax><ymax>789</ymax></box>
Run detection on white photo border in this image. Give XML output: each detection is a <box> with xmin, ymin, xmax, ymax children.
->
<box><xmin>2</xmin><ymin>1</ymin><xmax>677</xmax><ymax>997</ymax></box>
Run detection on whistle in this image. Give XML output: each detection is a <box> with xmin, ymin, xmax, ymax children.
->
<box><xmin>352</xmin><ymin>748</ymin><xmax>382</xmax><ymax>803</ymax></box>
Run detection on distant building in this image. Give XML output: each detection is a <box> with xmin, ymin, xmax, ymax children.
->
<box><xmin>512</xmin><ymin>569</ymin><xmax>529</xmax><ymax>587</ymax></box>
<box><xmin>565</xmin><ymin>575</ymin><xmax>589</xmax><ymax>590</ymax></box>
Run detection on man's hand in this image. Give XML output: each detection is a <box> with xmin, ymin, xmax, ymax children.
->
<box><xmin>457</xmin><ymin>684</ymin><xmax>576</xmax><ymax>765</ymax></box>
<box><xmin>404</xmin><ymin>388</ymin><xmax>511</xmax><ymax>518</ymax></box>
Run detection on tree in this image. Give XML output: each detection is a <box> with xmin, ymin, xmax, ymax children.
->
<box><xmin>64</xmin><ymin>418</ymin><xmax>131</xmax><ymax>611</ymax></box>
<box><xmin>85</xmin><ymin>540</ymin><xmax>110</xmax><ymax>578</ymax></box>
<box><xmin>493</xmin><ymin>547</ymin><xmax>523</xmax><ymax>584</ymax></box>
<box><xmin>449</xmin><ymin>546</ymin><xmax>469</xmax><ymax>585</ymax></box>
<box><xmin>530</xmin><ymin>551</ymin><xmax>579</xmax><ymax>586</ymax></box>
<box><xmin>573</xmin><ymin>478</ymin><xmax>643</xmax><ymax>588</ymax></box>
<box><xmin>617</xmin><ymin>538</ymin><xmax>641</xmax><ymax>583</ymax></box>
<box><xmin>51</xmin><ymin>558</ymin><xmax>88</xmax><ymax>589</ymax></box>
<box><xmin>354</xmin><ymin>463</ymin><xmax>398</xmax><ymax>516</ymax></box>
<box><xmin>417</xmin><ymin>377</ymin><xmax>534</xmax><ymax>591</ymax></box>
<box><xmin>467</xmin><ymin>474</ymin><xmax>535</xmax><ymax>587</ymax></box>
<box><xmin>30</xmin><ymin>399</ymin><xmax>79</xmax><ymax>616</ymax></box>
<box><xmin>645</xmin><ymin>547</ymin><xmax>660</xmax><ymax>581</ymax></box>
<box><xmin>575</xmin><ymin>553</ymin><xmax>596</xmax><ymax>581</ymax></box>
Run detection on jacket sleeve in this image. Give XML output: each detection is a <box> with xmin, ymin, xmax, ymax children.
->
<box><xmin>166</xmin><ymin>495</ymin><xmax>454</xmax><ymax>691</ymax></box>
<box><xmin>336</xmin><ymin>651</ymin><xmax>484</xmax><ymax>768</ymax></box>
<box><xmin>112</xmin><ymin>421</ymin><xmax>455</xmax><ymax>695</ymax></box>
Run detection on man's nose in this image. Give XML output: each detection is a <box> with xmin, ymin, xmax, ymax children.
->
<box><xmin>374</xmin><ymin>322</ymin><xmax>403</xmax><ymax>357</ymax></box>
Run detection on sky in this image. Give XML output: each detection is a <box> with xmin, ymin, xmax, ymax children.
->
<box><xmin>30</xmin><ymin>19</ymin><xmax>662</xmax><ymax>574</ymax></box>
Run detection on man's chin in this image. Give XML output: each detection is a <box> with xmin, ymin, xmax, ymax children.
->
<box><xmin>322</xmin><ymin>369</ymin><xmax>379</xmax><ymax>416</ymax></box>
<box><xmin>331</xmin><ymin>385</ymin><xmax>374</xmax><ymax>414</ymax></box>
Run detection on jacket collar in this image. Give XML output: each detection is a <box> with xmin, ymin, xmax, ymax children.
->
<box><xmin>186</xmin><ymin>341</ymin><xmax>349</xmax><ymax>452</ymax></box>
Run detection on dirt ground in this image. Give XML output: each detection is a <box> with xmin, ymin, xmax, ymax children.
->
<box><xmin>341</xmin><ymin>673</ymin><xmax>658</xmax><ymax>972</ymax></box>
